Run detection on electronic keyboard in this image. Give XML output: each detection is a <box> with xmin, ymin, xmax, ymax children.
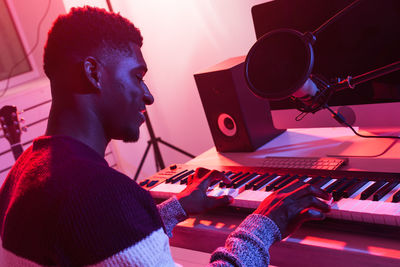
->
<box><xmin>139</xmin><ymin>164</ymin><xmax>400</xmax><ymax>227</ymax></box>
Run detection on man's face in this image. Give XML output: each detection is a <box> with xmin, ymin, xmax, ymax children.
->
<box><xmin>99</xmin><ymin>43</ymin><xmax>154</xmax><ymax>142</ymax></box>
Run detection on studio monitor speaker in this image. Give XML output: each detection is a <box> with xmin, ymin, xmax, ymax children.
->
<box><xmin>194</xmin><ymin>56</ymin><xmax>285</xmax><ymax>152</ymax></box>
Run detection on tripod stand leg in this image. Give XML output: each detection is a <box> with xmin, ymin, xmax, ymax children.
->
<box><xmin>157</xmin><ymin>138</ymin><xmax>196</xmax><ymax>158</ymax></box>
<box><xmin>134</xmin><ymin>141</ymin><xmax>152</xmax><ymax>181</ymax></box>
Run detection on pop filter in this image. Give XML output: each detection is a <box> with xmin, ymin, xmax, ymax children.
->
<box><xmin>245</xmin><ymin>29</ymin><xmax>315</xmax><ymax>100</ymax></box>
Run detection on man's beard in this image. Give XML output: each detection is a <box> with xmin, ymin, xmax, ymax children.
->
<box><xmin>121</xmin><ymin>127</ymin><xmax>139</xmax><ymax>143</ymax></box>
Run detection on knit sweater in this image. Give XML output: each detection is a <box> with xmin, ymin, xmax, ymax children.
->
<box><xmin>0</xmin><ymin>136</ymin><xmax>281</xmax><ymax>266</ymax></box>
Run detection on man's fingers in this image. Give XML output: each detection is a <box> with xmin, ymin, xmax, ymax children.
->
<box><xmin>297</xmin><ymin>208</ymin><xmax>326</xmax><ymax>224</ymax></box>
<box><xmin>291</xmin><ymin>183</ymin><xmax>332</xmax><ymax>201</ymax></box>
<box><xmin>194</xmin><ymin>167</ymin><xmax>211</xmax><ymax>178</ymax></box>
<box><xmin>296</xmin><ymin>195</ymin><xmax>331</xmax><ymax>213</ymax></box>
<box><xmin>205</xmin><ymin>195</ymin><xmax>233</xmax><ymax>210</ymax></box>
<box><xmin>199</xmin><ymin>170</ymin><xmax>231</xmax><ymax>188</ymax></box>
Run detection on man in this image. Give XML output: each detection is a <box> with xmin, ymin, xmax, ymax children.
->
<box><xmin>0</xmin><ymin>7</ymin><xmax>331</xmax><ymax>266</ymax></box>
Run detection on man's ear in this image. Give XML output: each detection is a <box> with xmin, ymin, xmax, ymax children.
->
<box><xmin>83</xmin><ymin>57</ymin><xmax>102</xmax><ymax>91</ymax></box>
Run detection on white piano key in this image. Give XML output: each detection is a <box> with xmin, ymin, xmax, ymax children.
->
<box><xmin>380</xmin><ymin>183</ymin><xmax>400</xmax><ymax>202</ymax></box>
<box><xmin>149</xmin><ymin>182</ymin><xmax>186</xmax><ymax>199</ymax></box>
<box><xmin>234</xmin><ymin>190</ymin><xmax>273</xmax><ymax>209</ymax></box>
<box><xmin>320</xmin><ymin>178</ymin><xmax>337</xmax><ymax>190</ymax></box>
<box><xmin>206</xmin><ymin>186</ymin><xmax>245</xmax><ymax>198</ymax></box>
<box><xmin>303</xmin><ymin>176</ymin><xmax>313</xmax><ymax>183</ymax></box>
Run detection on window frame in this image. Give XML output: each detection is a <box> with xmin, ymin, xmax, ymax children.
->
<box><xmin>0</xmin><ymin>0</ymin><xmax>39</xmax><ymax>94</ymax></box>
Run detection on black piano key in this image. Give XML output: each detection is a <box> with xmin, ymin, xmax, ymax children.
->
<box><xmin>220</xmin><ymin>172</ymin><xmax>242</xmax><ymax>188</ymax></box>
<box><xmin>360</xmin><ymin>180</ymin><xmax>387</xmax><ymax>200</ymax></box>
<box><xmin>343</xmin><ymin>180</ymin><xmax>368</xmax><ymax>198</ymax></box>
<box><xmin>139</xmin><ymin>179</ymin><xmax>149</xmax><ymax>186</ymax></box>
<box><xmin>392</xmin><ymin>190</ymin><xmax>400</xmax><ymax>203</ymax></box>
<box><xmin>265</xmin><ymin>174</ymin><xmax>291</xmax><ymax>191</ymax></box>
<box><xmin>221</xmin><ymin>171</ymin><xmax>233</xmax><ymax>177</ymax></box>
<box><xmin>332</xmin><ymin>178</ymin><xmax>356</xmax><ymax>201</ymax></box>
<box><xmin>313</xmin><ymin>177</ymin><xmax>332</xmax><ymax>188</ymax></box>
<box><xmin>273</xmin><ymin>175</ymin><xmax>300</xmax><ymax>190</ymax></box>
<box><xmin>308</xmin><ymin>176</ymin><xmax>323</xmax><ymax>185</ymax></box>
<box><xmin>207</xmin><ymin>171</ymin><xmax>233</xmax><ymax>187</ymax></box>
<box><xmin>226</xmin><ymin>172</ymin><xmax>250</xmax><ymax>188</ymax></box>
<box><xmin>166</xmin><ymin>169</ymin><xmax>188</xmax><ymax>183</ymax></box>
<box><xmin>180</xmin><ymin>177</ymin><xmax>188</xmax><ymax>184</ymax></box>
<box><xmin>253</xmin><ymin>174</ymin><xmax>278</xmax><ymax>190</ymax></box>
<box><xmin>146</xmin><ymin>180</ymin><xmax>158</xmax><ymax>187</ymax></box>
<box><xmin>233</xmin><ymin>173</ymin><xmax>259</xmax><ymax>188</ymax></box>
<box><xmin>373</xmin><ymin>181</ymin><xmax>399</xmax><ymax>201</ymax></box>
<box><xmin>170</xmin><ymin>169</ymin><xmax>194</xmax><ymax>184</ymax></box>
<box><xmin>245</xmin><ymin>173</ymin><xmax>269</xmax><ymax>189</ymax></box>
<box><xmin>325</xmin><ymin>178</ymin><xmax>347</xmax><ymax>193</ymax></box>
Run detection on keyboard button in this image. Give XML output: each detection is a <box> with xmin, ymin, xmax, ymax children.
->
<box><xmin>139</xmin><ymin>179</ymin><xmax>149</xmax><ymax>186</ymax></box>
<box><xmin>265</xmin><ymin>174</ymin><xmax>290</xmax><ymax>191</ymax></box>
<box><xmin>253</xmin><ymin>174</ymin><xmax>278</xmax><ymax>190</ymax></box>
<box><xmin>360</xmin><ymin>180</ymin><xmax>386</xmax><ymax>200</ymax></box>
<box><xmin>373</xmin><ymin>181</ymin><xmax>399</xmax><ymax>201</ymax></box>
<box><xmin>170</xmin><ymin>170</ymin><xmax>194</xmax><ymax>184</ymax></box>
<box><xmin>245</xmin><ymin>173</ymin><xmax>269</xmax><ymax>189</ymax></box>
<box><xmin>342</xmin><ymin>180</ymin><xmax>368</xmax><ymax>198</ymax></box>
<box><xmin>166</xmin><ymin>170</ymin><xmax>189</xmax><ymax>183</ymax></box>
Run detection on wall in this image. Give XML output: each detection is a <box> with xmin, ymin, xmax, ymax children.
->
<box><xmin>2</xmin><ymin>0</ymin><xmax>270</xmax><ymax>181</ymax></box>
<box><xmin>106</xmin><ymin>0</ymin><xmax>269</xmax><ymax>180</ymax></box>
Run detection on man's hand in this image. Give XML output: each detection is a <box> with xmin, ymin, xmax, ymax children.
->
<box><xmin>254</xmin><ymin>179</ymin><xmax>332</xmax><ymax>238</ymax></box>
<box><xmin>176</xmin><ymin>167</ymin><xmax>234</xmax><ymax>215</ymax></box>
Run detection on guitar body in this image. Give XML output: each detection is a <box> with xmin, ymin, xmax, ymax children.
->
<box><xmin>0</xmin><ymin>105</ymin><xmax>24</xmax><ymax>160</ymax></box>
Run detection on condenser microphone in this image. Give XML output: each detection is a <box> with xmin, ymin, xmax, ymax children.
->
<box><xmin>245</xmin><ymin>29</ymin><xmax>318</xmax><ymax>101</ymax></box>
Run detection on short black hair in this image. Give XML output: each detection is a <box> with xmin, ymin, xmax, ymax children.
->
<box><xmin>43</xmin><ymin>6</ymin><xmax>143</xmax><ymax>79</ymax></box>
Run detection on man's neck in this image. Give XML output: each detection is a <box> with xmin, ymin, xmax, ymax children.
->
<box><xmin>46</xmin><ymin>102</ymin><xmax>109</xmax><ymax>157</ymax></box>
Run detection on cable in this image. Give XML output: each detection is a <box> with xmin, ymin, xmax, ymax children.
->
<box><xmin>324</xmin><ymin>105</ymin><xmax>400</xmax><ymax>140</ymax></box>
<box><xmin>313</xmin><ymin>0</ymin><xmax>364</xmax><ymax>37</ymax></box>
<box><xmin>0</xmin><ymin>0</ymin><xmax>52</xmax><ymax>98</ymax></box>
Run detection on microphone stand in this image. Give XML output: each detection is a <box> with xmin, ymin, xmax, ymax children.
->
<box><xmin>105</xmin><ymin>0</ymin><xmax>195</xmax><ymax>181</ymax></box>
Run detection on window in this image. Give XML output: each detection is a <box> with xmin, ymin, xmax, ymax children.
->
<box><xmin>0</xmin><ymin>0</ymin><xmax>38</xmax><ymax>94</ymax></box>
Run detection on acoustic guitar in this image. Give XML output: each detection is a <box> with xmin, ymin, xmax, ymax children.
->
<box><xmin>0</xmin><ymin>105</ymin><xmax>24</xmax><ymax>160</ymax></box>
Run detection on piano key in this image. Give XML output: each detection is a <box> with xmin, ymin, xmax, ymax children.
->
<box><xmin>220</xmin><ymin>172</ymin><xmax>242</xmax><ymax>188</ymax></box>
<box><xmin>265</xmin><ymin>174</ymin><xmax>291</xmax><ymax>191</ymax></box>
<box><xmin>345</xmin><ymin>180</ymin><xmax>374</xmax><ymax>199</ymax></box>
<box><xmin>342</xmin><ymin>180</ymin><xmax>368</xmax><ymax>198</ymax></box>
<box><xmin>307</xmin><ymin>176</ymin><xmax>323</xmax><ymax>185</ymax></box>
<box><xmin>245</xmin><ymin>173</ymin><xmax>269</xmax><ymax>189</ymax></box>
<box><xmin>207</xmin><ymin>185</ymin><xmax>245</xmax><ymax>198</ymax></box>
<box><xmin>302</xmin><ymin>176</ymin><xmax>313</xmax><ymax>183</ymax></box>
<box><xmin>373</xmin><ymin>181</ymin><xmax>399</xmax><ymax>201</ymax></box>
<box><xmin>146</xmin><ymin>180</ymin><xmax>158</xmax><ymax>187</ymax></box>
<box><xmin>273</xmin><ymin>175</ymin><xmax>300</xmax><ymax>190</ymax></box>
<box><xmin>139</xmin><ymin>179</ymin><xmax>149</xmax><ymax>186</ymax></box>
<box><xmin>379</xmin><ymin>183</ymin><xmax>400</xmax><ymax>202</ymax></box>
<box><xmin>392</xmin><ymin>189</ymin><xmax>400</xmax><ymax>203</ymax></box>
<box><xmin>180</xmin><ymin>177</ymin><xmax>188</xmax><ymax>184</ymax></box>
<box><xmin>253</xmin><ymin>174</ymin><xmax>279</xmax><ymax>190</ymax></box>
<box><xmin>226</xmin><ymin>172</ymin><xmax>250</xmax><ymax>188</ymax></box>
<box><xmin>170</xmin><ymin>169</ymin><xmax>194</xmax><ymax>184</ymax></box>
<box><xmin>235</xmin><ymin>190</ymin><xmax>273</xmax><ymax>209</ymax></box>
<box><xmin>166</xmin><ymin>169</ymin><xmax>188</xmax><ymax>183</ymax></box>
<box><xmin>320</xmin><ymin>178</ymin><xmax>337</xmax><ymax>190</ymax></box>
<box><xmin>233</xmin><ymin>173</ymin><xmax>259</xmax><ymax>189</ymax></box>
<box><xmin>332</xmin><ymin>178</ymin><xmax>356</xmax><ymax>201</ymax></box>
<box><xmin>324</xmin><ymin>178</ymin><xmax>345</xmax><ymax>193</ymax></box>
<box><xmin>360</xmin><ymin>180</ymin><xmax>386</xmax><ymax>200</ymax></box>
<box><xmin>150</xmin><ymin>182</ymin><xmax>186</xmax><ymax>199</ymax></box>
